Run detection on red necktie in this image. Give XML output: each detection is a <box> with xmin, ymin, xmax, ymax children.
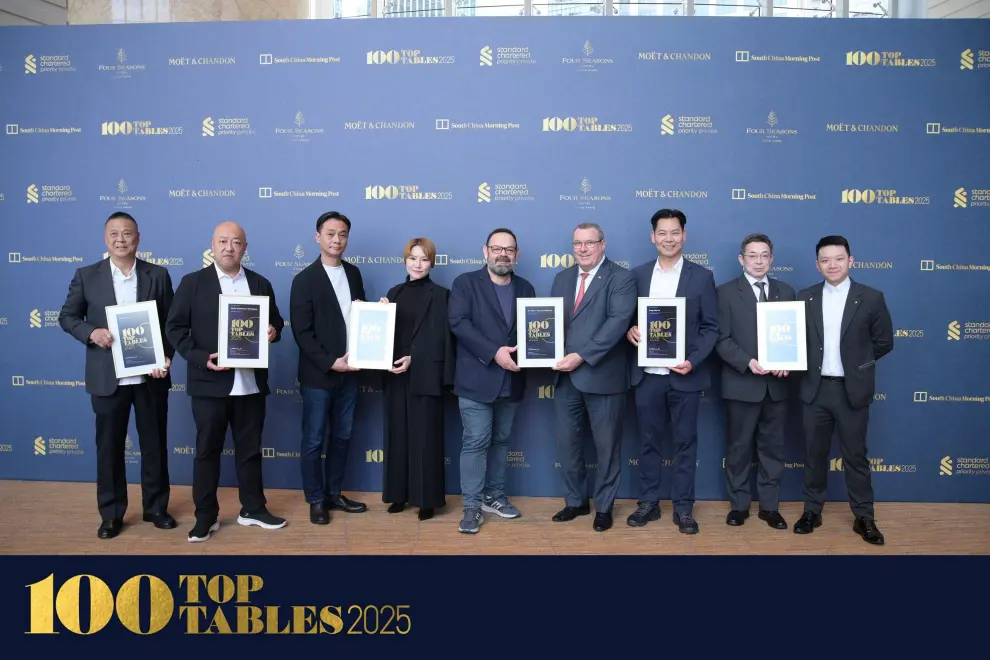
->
<box><xmin>574</xmin><ymin>272</ymin><xmax>589</xmax><ymax>313</ymax></box>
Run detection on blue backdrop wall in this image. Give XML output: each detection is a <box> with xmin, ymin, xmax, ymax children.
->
<box><xmin>1</xmin><ymin>17</ymin><xmax>988</xmax><ymax>506</ymax></box>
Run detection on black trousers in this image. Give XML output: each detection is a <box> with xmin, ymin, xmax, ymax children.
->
<box><xmin>90</xmin><ymin>383</ymin><xmax>170</xmax><ymax>522</ymax></box>
<box><xmin>190</xmin><ymin>394</ymin><xmax>267</xmax><ymax>522</ymax></box>
<box><xmin>723</xmin><ymin>394</ymin><xmax>787</xmax><ymax>512</ymax></box>
<box><xmin>802</xmin><ymin>379</ymin><xmax>875</xmax><ymax>519</ymax></box>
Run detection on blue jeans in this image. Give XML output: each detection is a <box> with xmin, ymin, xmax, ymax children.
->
<box><xmin>300</xmin><ymin>377</ymin><xmax>357</xmax><ymax>504</ymax></box>
<box><xmin>458</xmin><ymin>396</ymin><xmax>519</xmax><ymax>510</ymax></box>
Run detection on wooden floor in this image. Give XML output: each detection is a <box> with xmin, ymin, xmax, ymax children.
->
<box><xmin>1</xmin><ymin>480</ymin><xmax>987</xmax><ymax>555</ymax></box>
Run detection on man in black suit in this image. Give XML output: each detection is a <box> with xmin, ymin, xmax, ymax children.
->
<box><xmin>794</xmin><ymin>235</ymin><xmax>893</xmax><ymax>545</ymax></box>
<box><xmin>289</xmin><ymin>211</ymin><xmax>368</xmax><ymax>525</ymax></box>
<box><xmin>58</xmin><ymin>211</ymin><xmax>176</xmax><ymax>539</ymax></box>
<box><xmin>715</xmin><ymin>233</ymin><xmax>795</xmax><ymax>530</ymax></box>
<box><xmin>549</xmin><ymin>222</ymin><xmax>637</xmax><ymax>532</ymax></box>
<box><xmin>447</xmin><ymin>228</ymin><xmax>536</xmax><ymax>534</ymax></box>
<box><xmin>625</xmin><ymin>209</ymin><xmax>719</xmax><ymax>534</ymax></box>
<box><xmin>165</xmin><ymin>221</ymin><xmax>287</xmax><ymax>542</ymax></box>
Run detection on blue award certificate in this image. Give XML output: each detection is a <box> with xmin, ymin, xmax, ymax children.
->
<box><xmin>347</xmin><ymin>301</ymin><xmax>396</xmax><ymax>370</ymax></box>
<box><xmin>637</xmin><ymin>297</ymin><xmax>685</xmax><ymax>367</ymax></box>
<box><xmin>756</xmin><ymin>301</ymin><xmax>808</xmax><ymax>371</ymax></box>
<box><xmin>105</xmin><ymin>301</ymin><xmax>167</xmax><ymax>378</ymax></box>
<box><xmin>516</xmin><ymin>297</ymin><xmax>564</xmax><ymax>367</ymax></box>
<box><xmin>217</xmin><ymin>294</ymin><xmax>270</xmax><ymax>368</ymax></box>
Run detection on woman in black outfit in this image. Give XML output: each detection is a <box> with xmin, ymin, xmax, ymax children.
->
<box><xmin>378</xmin><ymin>238</ymin><xmax>455</xmax><ymax>520</ymax></box>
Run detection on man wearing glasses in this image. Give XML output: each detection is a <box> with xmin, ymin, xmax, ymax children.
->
<box><xmin>448</xmin><ymin>228</ymin><xmax>536</xmax><ymax>534</ymax></box>
<box><xmin>714</xmin><ymin>233</ymin><xmax>795</xmax><ymax>530</ymax></box>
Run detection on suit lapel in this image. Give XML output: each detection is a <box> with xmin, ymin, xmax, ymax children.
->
<box><xmin>479</xmin><ymin>270</ymin><xmax>508</xmax><ymax>329</ymax></box>
<box><xmin>840</xmin><ymin>281</ymin><xmax>863</xmax><ymax>339</ymax></box>
<box><xmin>735</xmin><ymin>274</ymin><xmax>756</xmax><ymax>312</ymax></box>
<box><xmin>769</xmin><ymin>278</ymin><xmax>781</xmax><ymax>302</ymax></box>
<box><xmin>314</xmin><ymin>260</ymin><xmax>344</xmax><ymax>324</ymax></box>
<box><xmin>563</xmin><ymin>265</ymin><xmax>578</xmax><ymax>323</ymax></box>
<box><xmin>137</xmin><ymin>261</ymin><xmax>152</xmax><ymax>302</ymax></box>
<box><xmin>99</xmin><ymin>259</ymin><xmax>118</xmax><ymax>306</ymax></box>
<box><xmin>809</xmin><ymin>283</ymin><xmax>825</xmax><ymax>343</ymax></box>
<box><xmin>673</xmin><ymin>259</ymin><xmax>693</xmax><ymax>298</ymax></box>
<box><xmin>572</xmin><ymin>260</ymin><xmax>608</xmax><ymax>320</ymax></box>
<box><xmin>411</xmin><ymin>283</ymin><xmax>433</xmax><ymax>340</ymax></box>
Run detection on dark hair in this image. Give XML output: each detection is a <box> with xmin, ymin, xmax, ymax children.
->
<box><xmin>816</xmin><ymin>235</ymin><xmax>850</xmax><ymax>257</ymax></box>
<box><xmin>651</xmin><ymin>209</ymin><xmax>686</xmax><ymax>231</ymax></box>
<box><xmin>486</xmin><ymin>227</ymin><xmax>517</xmax><ymax>246</ymax></box>
<box><xmin>106</xmin><ymin>211</ymin><xmax>137</xmax><ymax>230</ymax></box>
<box><xmin>741</xmin><ymin>233</ymin><xmax>773</xmax><ymax>255</ymax></box>
<box><xmin>316</xmin><ymin>211</ymin><xmax>351</xmax><ymax>232</ymax></box>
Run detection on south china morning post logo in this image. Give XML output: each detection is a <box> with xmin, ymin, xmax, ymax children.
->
<box><xmin>953</xmin><ymin>187</ymin><xmax>990</xmax><ymax>209</ymax></box>
<box><xmin>477</xmin><ymin>182</ymin><xmax>534</xmax><ymax>203</ymax></box>
<box><xmin>26</xmin><ymin>183</ymin><xmax>77</xmax><ymax>204</ymax></box>
<box><xmin>939</xmin><ymin>456</ymin><xmax>990</xmax><ymax>476</ymax></box>
<box><xmin>840</xmin><ymin>188</ymin><xmax>931</xmax><ymax>206</ymax></box>
<box><xmin>660</xmin><ymin>114</ymin><xmax>717</xmax><ymax>136</ymax></box>
<box><xmin>960</xmin><ymin>48</ymin><xmax>990</xmax><ymax>71</ymax></box>
<box><xmin>844</xmin><ymin>50</ymin><xmax>936</xmax><ymax>68</ymax></box>
<box><xmin>8</xmin><ymin>252</ymin><xmax>84</xmax><ymax>265</ymax></box>
<box><xmin>11</xmin><ymin>375</ymin><xmax>85</xmax><ymax>387</ymax></box>
<box><xmin>202</xmin><ymin>116</ymin><xmax>255</xmax><ymax>137</ymax></box>
<box><xmin>434</xmin><ymin>118</ymin><xmax>520</xmax><ymax>131</ymax></box>
<box><xmin>100</xmin><ymin>178</ymin><xmax>147</xmax><ymax>209</ymax></box>
<box><xmin>542</xmin><ymin>116</ymin><xmax>633</xmax><ymax>133</ymax></box>
<box><xmin>259</xmin><ymin>185</ymin><xmax>339</xmax><ymax>200</ymax></box>
<box><xmin>560</xmin><ymin>177</ymin><xmax>610</xmax><ymax>211</ymax></box>
<box><xmin>23</xmin><ymin>53</ymin><xmax>75</xmax><ymax>74</ymax></box>
<box><xmin>926</xmin><ymin>121</ymin><xmax>990</xmax><ymax>135</ymax></box>
<box><xmin>735</xmin><ymin>49</ymin><xmax>820</xmax><ymax>64</ymax></box>
<box><xmin>259</xmin><ymin>52</ymin><xmax>341</xmax><ymax>66</ymax></box>
<box><xmin>364</xmin><ymin>184</ymin><xmax>453</xmax><ymax>201</ymax></box>
<box><xmin>5</xmin><ymin>122</ymin><xmax>81</xmax><ymax>136</ymax></box>
<box><xmin>919</xmin><ymin>258</ymin><xmax>990</xmax><ymax>273</ymax></box>
<box><xmin>275</xmin><ymin>111</ymin><xmax>325</xmax><ymax>143</ymax></box>
<box><xmin>562</xmin><ymin>40</ymin><xmax>613</xmax><ymax>73</ymax></box>
<box><xmin>101</xmin><ymin>120</ymin><xmax>183</xmax><ymax>136</ymax></box>
<box><xmin>365</xmin><ymin>48</ymin><xmax>455</xmax><ymax>65</ymax></box>
<box><xmin>479</xmin><ymin>45</ymin><xmax>535</xmax><ymax>66</ymax></box>
<box><xmin>22</xmin><ymin>573</ymin><xmax>412</xmax><ymax>635</ymax></box>
<box><xmin>731</xmin><ymin>188</ymin><xmax>816</xmax><ymax>202</ymax></box>
<box><xmin>947</xmin><ymin>319</ymin><xmax>990</xmax><ymax>341</ymax></box>
<box><xmin>913</xmin><ymin>391</ymin><xmax>989</xmax><ymax>404</ymax></box>
<box><xmin>261</xmin><ymin>446</ymin><xmax>301</xmax><ymax>459</ymax></box>
<box><xmin>747</xmin><ymin>110</ymin><xmax>798</xmax><ymax>144</ymax></box>
<box><xmin>829</xmin><ymin>457</ymin><xmax>917</xmax><ymax>473</ymax></box>
<box><xmin>99</xmin><ymin>48</ymin><xmax>146</xmax><ymax>79</ymax></box>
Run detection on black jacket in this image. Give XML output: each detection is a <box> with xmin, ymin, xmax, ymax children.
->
<box><xmin>383</xmin><ymin>277</ymin><xmax>455</xmax><ymax>397</ymax></box>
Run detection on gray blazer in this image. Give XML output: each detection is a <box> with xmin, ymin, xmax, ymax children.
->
<box><xmin>549</xmin><ymin>257</ymin><xmax>637</xmax><ymax>395</ymax></box>
<box><xmin>59</xmin><ymin>258</ymin><xmax>175</xmax><ymax>397</ymax></box>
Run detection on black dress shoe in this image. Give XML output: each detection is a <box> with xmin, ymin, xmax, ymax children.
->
<box><xmin>143</xmin><ymin>512</ymin><xmax>177</xmax><ymax>529</ymax></box>
<box><xmin>310</xmin><ymin>503</ymin><xmax>330</xmax><ymax>525</ymax></box>
<box><xmin>326</xmin><ymin>494</ymin><xmax>367</xmax><ymax>513</ymax></box>
<box><xmin>552</xmin><ymin>503</ymin><xmax>591</xmax><ymax>522</ymax></box>
<box><xmin>758</xmin><ymin>510</ymin><xmax>788</xmax><ymax>529</ymax></box>
<box><xmin>853</xmin><ymin>516</ymin><xmax>885</xmax><ymax>545</ymax></box>
<box><xmin>726</xmin><ymin>510</ymin><xmax>750</xmax><ymax>526</ymax></box>
<box><xmin>387</xmin><ymin>503</ymin><xmax>405</xmax><ymax>514</ymax></box>
<box><xmin>793</xmin><ymin>511</ymin><xmax>822</xmax><ymax>534</ymax></box>
<box><xmin>627</xmin><ymin>501</ymin><xmax>660</xmax><ymax>527</ymax></box>
<box><xmin>418</xmin><ymin>508</ymin><xmax>434</xmax><ymax>521</ymax></box>
<box><xmin>593</xmin><ymin>512</ymin><xmax>613</xmax><ymax>532</ymax></box>
<box><xmin>98</xmin><ymin>518</ymin><xmax>122</xmax><ymax>539</ymax></box>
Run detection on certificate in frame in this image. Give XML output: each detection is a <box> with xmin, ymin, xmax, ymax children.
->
<box><xmin>217</xmin><ymin>294</ymin><xmax>270</xmax><ymax>368</ymax></box>
<box><xmin>346</xmin><ymin>301</ymin><xmax>396</xmax><ymax>370</ymax></box>
<box><xmin>516</xmin><ymin>297</ymin><xmax>564</xmax><ymax>367</ymax></box>
<box><xmin>637</xmin><ymin>297</ymin><xmax>686</xmax><ymax>368</ymax></box>
<box><xmin>756</xmin><ymin>300</ymin><xmax>807</xmax><ymax>371</ymax></box>
<box><xmin>105</xmin><ymin>301</ymin><xmax>167</xmax><ymax>378</ymax></box>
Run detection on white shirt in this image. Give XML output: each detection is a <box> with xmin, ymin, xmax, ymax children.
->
<box><xmin>744</xmin><ymin>272</ymin><xmax>770</xmax><ymax>302</ymax></box>
<box><xmin>821</xmin><ymin>277</ymin><xmax>850</xmax><ymax>377</ymax></box>
<box><xmin>110</xmin><ymin>259</ymin><xmax>145</xmax><ymax>386</ymax></box>
<box><xmin>215</xmin><ymin>264</ymin><xmax>259</xmax><ymax>396</ymax></box>
<box><xmin>575</xmin><ymin>255</ymin><xmax>605</xmax><ymax>301</ymax></box>
<box><xmin>323</xmin><ymin>263</ymin><xmax>352</xmax><ymax>334</ymax></box>
<box><xmin>645</xmin><ymin>256</ymin><xmax>683</xmax><ymax>375</ymax></box>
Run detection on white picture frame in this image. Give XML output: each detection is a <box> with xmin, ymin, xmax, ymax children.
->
<box><xmin>756</xmin><ymin>300</ymin><xmax>808</xmax><ymax>371</ymax></box>
<box><xmin>516</xmin><ymin>297</ymin><xmax>565</xmax><ymax>368</ymax></box>
<box><xmin>217</xmin><ymin>294</ymin><xmax>270</xmax><ymax>368</ymax></box>
<box><xmin>105</xmin><ymin>300</ymin><xmax>167</xmax><ymax>378</ymax></box>
<box><xmin>637</xmin><ymin>297</ymin><xmax>686</xmax><ymax>368</ymax></box>
<box><xmin>347</xmin><ymin>301</ymin><xmax>396</xmax><ymax>370</ymax></box>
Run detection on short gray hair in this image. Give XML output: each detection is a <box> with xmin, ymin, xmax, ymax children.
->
<box><xmin>574</xmin><ymin>222</ymin><xmax>604</xmax><ymax>241</ymax></box>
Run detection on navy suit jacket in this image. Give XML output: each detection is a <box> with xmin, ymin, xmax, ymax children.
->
<box><xmin>448</xmin><ymin>267</ymin><xmax>536</xmax><ymax>403</ymax></box>
<box><xmin>629</xmin><ymin>257</ymin><xmax>719</xmax><ymax>392</ymax></box>
<box><xmin>550</xmin><ymin>257</ymin><xmax>637</xmax><ymax>395</ymax></box>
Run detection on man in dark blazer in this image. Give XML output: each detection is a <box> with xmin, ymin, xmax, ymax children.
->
<box><xmin>715</xmin><ymin>233</ymin><xmax>795</xmax><ymax>530</ymax></box>
<box><xmin>289</xmin><ymin>211</ymin><xmax>368</xmax><ymax>525</ymax></box>
<box><xmin>625</xmin><ymin>209</ymin><xmax>718</xmax><ymax>534</ymax></box>
<box><xmin>59</xmin><ymin>211</ymin><xmax>176</xmax><ymax>539</ymax></box>
<box><xmin>165</xmin><ymin>221</ymin><xmax>286</xmax><ymax>542</ymax></box>
<box><xmin>794</xmin><ymin>235</ymin><xmax>893</xmax><ymax>545</ymax></box>
<box><xmin>448</xmin><ymin>228</ymin><xmax>536</xmax><ymax>534</ymax></box>
<box><xmin>549</xmin><ymin>222</ymin><xmax>637</xmax><ymax>532</ymax></box>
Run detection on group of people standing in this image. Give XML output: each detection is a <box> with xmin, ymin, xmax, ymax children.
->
<box><xmin>59</xmin><ymin>207</ymin><xmax>893</xmax><ymax>546</ymax></box>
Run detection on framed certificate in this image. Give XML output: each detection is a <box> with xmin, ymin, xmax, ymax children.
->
<box><xmin>516</xmin><ymin>297</ymin><xmax>564</xmax><ymax>367</ymax></box>
<box><xmin>637</xmin><ymin>297</ymin><xmax>686</xmax><ymax>367</ymax></box>
<box><xmin>105</xmin><ymin>301</ymin><xmax>167</xmax><ymax>378</ymax></box>
<box><xmin>756</xmin><ymin>300</ymin><xmax>807</xmax><ymax>371</ymax></box>
<box><xmin>217</xmin><ymin>294</ymin><xmax>270</xmax><ymax>368</ymax></box>
<box><xmin>347</xmin><ymin>301</ymin><xmax>396</xmax><ymax>370</ymax></box>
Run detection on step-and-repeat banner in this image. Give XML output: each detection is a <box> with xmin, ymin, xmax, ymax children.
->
<box><xmin>1</xmin><ymin>18</ymin><xmax>988</xmax><ymax>504</ymax></box>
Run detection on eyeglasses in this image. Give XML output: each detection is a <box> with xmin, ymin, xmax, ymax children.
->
<box><xmin>743</xmin><ymin>252</ymin><xmax>772</xmax><ymax>262</ymax></box>
<box><xmin>572</xmin><ymin>240</ymin><xmax>602</xmax><ymax>249</ymax></box>
<box><xmin>487</xmin><ymin>245</ymin><xmax>517</xmax><ymax>255</ymax></box>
